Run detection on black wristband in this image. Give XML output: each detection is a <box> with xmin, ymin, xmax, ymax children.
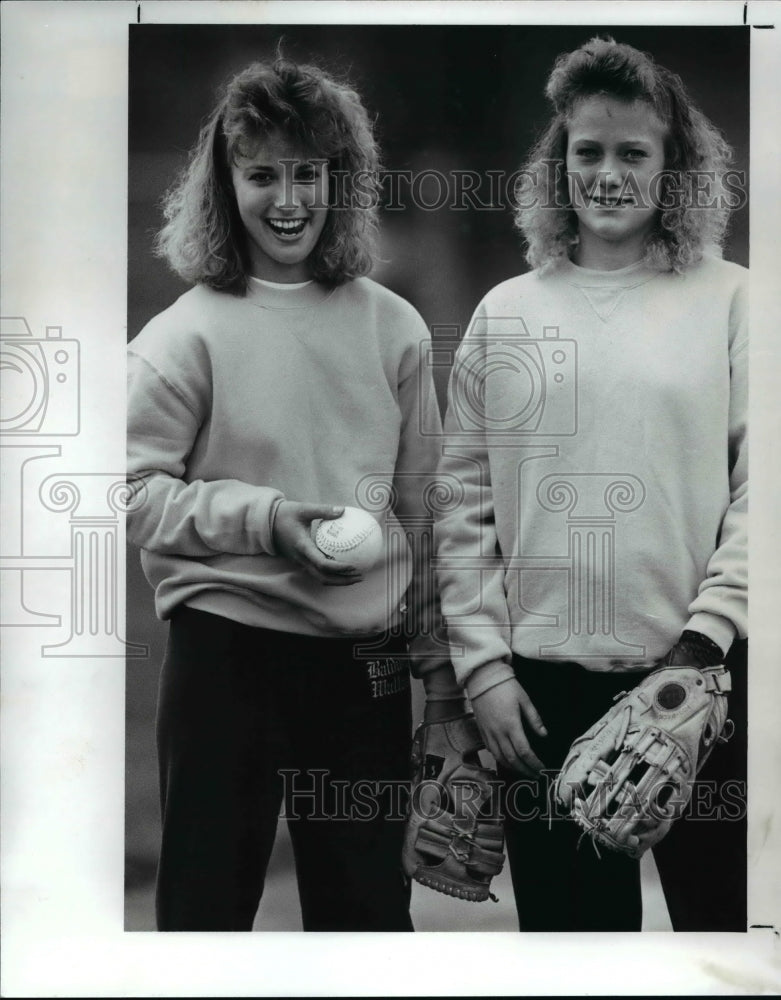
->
<box><xmin>676</xmin><ymin>629</ymin><xmax>725</xmax><ymax>668</ymax></box>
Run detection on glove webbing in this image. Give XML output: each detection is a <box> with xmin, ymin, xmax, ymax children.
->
<box><xmin>557</xmin><ymin>665</ymin><xmax>733</xmax><ymax>859</ymax></box>
<box><xmin>415</xmin><ymin>820</ymin><xmax>505</xmax><ymax>876</ymax></box>
<box><xmin>574</xmin><ymin>723</ymin><xmax>703</xmax><ymax>857</ymax></box>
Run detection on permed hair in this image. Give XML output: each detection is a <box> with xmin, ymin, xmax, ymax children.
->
<box><xmin>514</xmin><ymin>37</ymin><xmax>734</xmax><ymax>272</ymax></box>
<box><xmin>155</xmin><ymin>57</ymin><xmax>382</xmax><ymax>292</ymax></box>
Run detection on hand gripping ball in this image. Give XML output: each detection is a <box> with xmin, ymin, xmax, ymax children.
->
<box><xmin>314</xmin><ymin>506</ymin><xmax>383</xmax><ymax>572</ymax></box>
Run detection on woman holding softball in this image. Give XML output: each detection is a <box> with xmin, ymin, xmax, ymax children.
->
<box><xmin>126</xmin><ymin>56</ymin><xmax>461</xmax><ymax>932</ymax></box>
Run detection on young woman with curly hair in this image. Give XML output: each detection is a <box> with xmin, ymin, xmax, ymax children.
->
<box><xmin>127</xmin><ymin>56</ymin><xmax>460</xmax><ymax>932</ymax></box>
<box><xmin>433</xmin><ymin>37</ymin><xmax>747</xmax><ymax>931</ymax></box>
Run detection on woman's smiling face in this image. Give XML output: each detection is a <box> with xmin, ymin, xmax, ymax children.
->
<box><xmin>231</xmin><ymin>131</ymin><xmax>330</xmax><ymax>283</ymax></box>
<box><xmin>566</xmin><ymin>96</ymin><xmax>667</xmax><ymax>268</ymax></box>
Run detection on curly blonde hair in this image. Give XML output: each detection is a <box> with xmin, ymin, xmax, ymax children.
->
<box><xmin>156</xmin><ymin>57</ymin><xmax>382</xmax><ymax>292</ymax></box>
<box><xmin>514</xmin><ymin>37</ymin><xmax>735</xmax><ymax>272</ymax></box>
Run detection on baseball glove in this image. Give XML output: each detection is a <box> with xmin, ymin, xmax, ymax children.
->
<box><xmin>554</xmin><ymin>664</ymin><xmax>733</xmax><ymax>859</ymax></box>
<box><xmin>402</xmin><ymin>712</ymin><xmax>505</xmax><ymax>902</ymax></box>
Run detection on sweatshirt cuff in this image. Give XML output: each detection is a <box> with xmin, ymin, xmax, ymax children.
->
<box><xmin>684</xmin><ymin>612</ymin><xmax>736</xmax><ymax>658</ymax></box>
<box><xmin>465</xmin><ymin>660</ymin><xmax>517</xmax><ymax>701</ymax></box>
<box><xmin>247</xmin><ymin>491</ymin><xmax>286</xmax><ymax>555</ymax></box>
<box><xmin>421</xmin><ymin>662</ymin><xmax>463</xmax><ymax>700</ymax></box>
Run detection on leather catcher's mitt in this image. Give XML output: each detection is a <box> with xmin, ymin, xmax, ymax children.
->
<box><xmin>402</xmin><ymin>713</ymin><xmax>505</xmax><ymax>901</ymax></box>
<box><xmin>554</xmin><ymin>665</ymin><xmax>733</xmax><ymax>859</ymax></box>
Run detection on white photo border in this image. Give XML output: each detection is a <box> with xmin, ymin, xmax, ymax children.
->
<box><xmin>2</xmin><ymin>1</ymin><xmax>779</xmax><ymax>996</ymax></box>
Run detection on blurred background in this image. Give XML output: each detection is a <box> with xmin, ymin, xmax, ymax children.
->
<box><xmin>126</xmin><ymin>23</ymin><xmax>749</xmax><ymax>931</ymax></box>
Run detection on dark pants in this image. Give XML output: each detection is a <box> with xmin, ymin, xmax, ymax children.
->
<box><xmin>652</xmin><ymin>639</ymin><xmax>747</xmax><ymax>932</ymax></box>
<box><xmin>155</xmin><ymin>606</ymin><xmax>413</xmax><ymax>932</ymax></box>
<box><xmin>500</xmin><ymin>641</ymin><xmax>747</xmax><ymax>932</ymax></box>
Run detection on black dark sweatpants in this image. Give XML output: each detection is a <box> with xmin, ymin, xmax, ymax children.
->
<box><xmin>500</xmin><ymin>641</ymin><xmax>747</xmax><ymax>932</ymax></box>
<box><xmin>155</xmin><ymin>606</ymin><xmax>413</xmax><ymax>932</ymax></box>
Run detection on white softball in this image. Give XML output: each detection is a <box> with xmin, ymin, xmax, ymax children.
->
<box><xmin>314</xmin><ymin>506</ymin><xmax>383</xmax><ymax>572</ymax></box>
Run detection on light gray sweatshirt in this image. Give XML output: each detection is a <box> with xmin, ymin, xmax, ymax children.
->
<box><xmin>127</xmin><ymin>276</ymin><xmax>450</xmax><ymax>676</ymax></box>
<box><xmin>435</xmin><ymin>256</ymin><xmax>747</xmax><ymax>700</ymax></box>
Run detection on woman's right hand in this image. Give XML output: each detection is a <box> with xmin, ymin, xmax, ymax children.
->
<box><xmin>471</xmin><ymin>677</ymin><xmax>547</xmax><ymax>776</ymax></box>
<box><xmin>271</xmin><ymin>501</ymin><xmax>363</xmax><ymax>586</ymax></box>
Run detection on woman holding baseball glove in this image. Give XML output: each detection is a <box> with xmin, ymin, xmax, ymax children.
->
<box><xmin>433</xmin><ymin>37</ymin><xmax>747</xmax><ymax>931</ymax></box>
<box><xmin>126</xmin><ymin>56</ymin><xmax>461</xmax><ymax>931</ymax></box>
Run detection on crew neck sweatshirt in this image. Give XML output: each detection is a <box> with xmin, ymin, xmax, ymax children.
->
<box><xmin>127</xmin><ymin>276</ymin><xmax>450</xmax><ymax>675</ymax></box>
<box><xmin>434</xmin><ymin>255</ymin><xmax>748</xmax><ymax>700</ymax></box>
<box><xmin>249</xmin><ymin>276</ymin><xmax>314</xmax><ymax>290</ymax></box>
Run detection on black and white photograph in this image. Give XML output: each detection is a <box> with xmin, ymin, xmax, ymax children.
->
<box><xmin>2</xmin><ymin>1</ymin><xmax>781</xmax><ymax>995</ymax></box>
